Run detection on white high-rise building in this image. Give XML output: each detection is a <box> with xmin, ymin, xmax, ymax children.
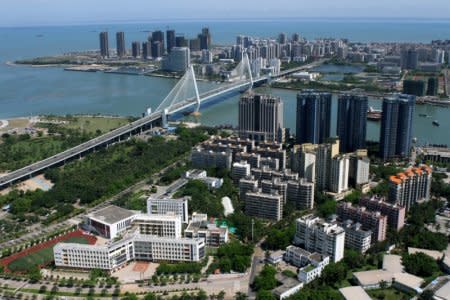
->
<box><xmin>294</xmin><ymin>214</ymin><xmax>345</xmax><ymax>262</ymax></box>
<box><xmin>147</xmin><ymin>197</ymin><xmax>189</xmax><ymax>223</ymax></box>
<box><xmin>329</xmin><ymin>154</ymin><xmax>350</xmax><ymax>194</ymax></box>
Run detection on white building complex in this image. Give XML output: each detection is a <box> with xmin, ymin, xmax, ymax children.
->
<box><xmin>147</xmin><ymin>197</ymin><xmax>189</xmax><ymax>223</ymax></box>
<box><xmin>294</xmin><ymin>214</ymin><xmax>345</xmax><ymax>262</ymax></box>
<box><xmin>54</xmin><ymin>233</ymin><xmax>205</xmax><ymax>271</ymax></box>
<box><xmin>54</xmin><ymin>203</ymin><xmax>209</xmax><ymax>271</ymax></box>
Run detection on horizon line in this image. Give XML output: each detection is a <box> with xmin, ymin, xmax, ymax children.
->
<box><xmin>2</xmin><ymin>16</ymin><xmax>450</xmax><ymax>29</ymax></box>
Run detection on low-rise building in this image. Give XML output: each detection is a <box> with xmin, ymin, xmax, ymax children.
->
<box><xmin>191</xmin><ymin>148</ymin><xmax>232</xmax><ymax>170</ymax></box>
<box><xmin>85</xmin><ymin>205</ymin><xmax>135</xmax><ymax>240</ymax></box>
<box><xmin>147</xmin><ymin>197</ymin><xmax>189</xmax><ymax>224</ymax></box>
<box><xmin>184</xmin><ymin>213</ymin><xmax>229</xmax><ymax>247</ymax></box>
<box><xmin>54</xmin><ymin>233</ymin><xmax>205</xmax><ymax>271</ymax></box>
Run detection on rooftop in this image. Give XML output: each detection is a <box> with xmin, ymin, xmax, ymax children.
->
<box><xmin>339</xmin><ymin>286</ymin><xmax>371</xmax><ymax>300</ymax></box>
<box><xmin>408</xmin><ymin>247</ymin><xmax>444</xmax><ymax>260</ymax></box>
<box><xmin>382</xmin><ymin>254</ymin><xmax>403</xmax><ymax>273</ymax></box>
<box><xmin>88</xmin><ymin>205</ymin><xmax>135</xmax><ymax>225</ymax></box>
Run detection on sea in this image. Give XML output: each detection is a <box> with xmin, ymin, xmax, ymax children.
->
<box><xmin>1</xmin><ymin>19</ymin><xmax>450</xmax><ymax>145</ymax></box>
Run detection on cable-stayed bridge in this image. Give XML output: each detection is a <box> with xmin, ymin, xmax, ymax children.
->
<box><xmin>0</xmin><ymin>55</ymin><xmax>324</xmax><ymax>189</ymax></box>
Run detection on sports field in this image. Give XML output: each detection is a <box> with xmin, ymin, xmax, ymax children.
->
<box><xmin>7</xmin><ymin>236</ymin><xmax>91</xmax><ymax>272</ymax></box>
<box><xmin>0</xmin><ymin>230</ymin><xmax>96</xmax><ymax>273</ymax></box>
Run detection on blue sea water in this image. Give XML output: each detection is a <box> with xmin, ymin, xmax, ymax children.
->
<box><xmin>0</xmin><ymin>19</ymin><xmax>449</xmax><ymax>144</ymax></box>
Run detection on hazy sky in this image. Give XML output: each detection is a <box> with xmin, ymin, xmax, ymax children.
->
<box><xmin>1</xmin><ymin>0</ymin><xmax>449</xmax><ymax>26</ymax></box>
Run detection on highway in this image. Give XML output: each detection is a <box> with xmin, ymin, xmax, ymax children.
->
<box><xmin>0</xmin><ymin>60</ymin><xmax>322</xmax><ymax>190</ymax></box>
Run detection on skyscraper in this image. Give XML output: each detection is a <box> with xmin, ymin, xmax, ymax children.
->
<box><xmin>379</xmin><ymin>94</ymin><xmax>415</xmax><ymax>160</ymax></box>
<box><xmin>296</xmin><ymin>90</ymin><xmax>332</xmax><ymax>144</ymax></box>
<box><xmin>238</xmin><ymin>93</ymin><xmax>284</xmax><ymax>143</ymax></box>
<box><xmin>99</xmin><ymin>32</ymin><xmax>109</xmax><ymax>58</ymax></box>
<box><xmin>161</xmin><ymin>47</ymin><xmax>190</xmax><ymax>72</ymax></box>
<box><xmin>142</xmin><ymin>42</ymin><xmax>151</xmax><ymax>59</ymax></box>
<box><xmin>400</xmin><ymin>48</ymin><xmax>418</xmax><ymax>70</ymax></box>
<box><xmin>175</xmin><ymin>36</ymin><xmax>188</xmax><ymax>47</ymax></box>
<box><xmin>337</xmin><ymin>94</ymin><xmax>368</xmax><ymax>153</ymax></box>
<box><xmin>199</xmin><ymin>27</ymin><xmax>211</xmax><ymax>50</ymax></box>
<box><xmin>152</xmin><ymin>30</ymin><xmax>165</xmax><ymax>53</ymax></box>
<box><xmin>131</xmin><ymin>41</ymin><xmax>141</xmax><ymax>58</ymax></box>
<box><xmin>166</xmin><ymin>29</ymin><xmax>176</xmax><ymax>53</ymax></box>
<box><xmin>116</xmin><ymin>32</ymin><xmax>126</xmax><ymax>58</ymax></box>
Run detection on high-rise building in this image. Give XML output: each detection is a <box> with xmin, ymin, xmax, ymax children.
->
<box><xmin>359</xmin><ymin>197</ymin><xmax>406</xmax><ymax>231</ymax></box>
<box><xmin>278</xmin><ymin>33</ymin><xmax>287</xmax><ymax>44</ymax></box>
<box><xmin>238</xmin><ymin>93</ymin><xmax>284</xmax><ymax>143</ymax></box>
<box><xmin>348</xmin><ymin>150</ymin><xmax>370</xmax><ymax>188</ymax></box>
<box><xmin>296</xmin><ymin>90</ymin><xmax>332</xmax><ymax>144</ymax></box>
<box><xmin>341</xmin><ymin>220</ymin><xmax>372</xmax><ymax>253</ymax></box>
<box><xmin>287</xmin><ymin>179</ymin><xmax>315</xmax><ymax>210</ymax></box>
<box><xmin>379</xmin><ymin>94</ymin><xmax>415</xmax><ymax>160</ymax></box>
<box><xmin>294</xmin><ymin>214</ymin><xmax>345</xmax><ymax>262</ymax></box>
<box><xmin>161</xmin><ymin>47</ymin><xmax>190</xmax><ymax>72</ymax></box>
<box><xmin>152</xmin><ymin>30</ymin><xmax>165</xmax><ymax>53</ymax></box>
<box><xmin>336</xmin><ymin>202</ymin><xmax>388</xmax><ymax>242</ymax></box>
<box><xmin>245</xmin><ymin>191</ymin><xmax>283</xmax><ymax>221</ymax></box>
<box><xmin>199</xmin><ymin>27</ymin><xmax>211</xmax><ymax>50</ymax></box>
<box><xmin>401</xmin><ymin>48</ymin><xmax>419</xmax><ymax>70</ymax></box>
<box><xmin>142</xmin><ymin>42</ymin><xmax>151</xmax><ymax>59</ymax></box>
<box><xmin>151</xmin><ymin>41</ymin><xmax>163</xmax><ymax>58</ymax></box>
<box><xmin>337</xmin><ymin>94</ymin><xmax>368</xmax><ymax>153</ymax></box>
<box><xmin>329</xmin><ymin>154</ymin><xmax>350</xmax><ymax>194</ymax></box>
<box><xmin>131</xmin><ymin>41</ymin><xmax>141</xmax><ymax>58</ymax></box>
<box><xmin>166</xmin><ymin>29</ymin><xmax>176</xmax><ymax>53</ymax></box>
<box><xmin>99</xmin><ymin>32</ymin><xmax>109</xmax><ymax>58</ymax></box>
<box><xmin>189</xmin><ymin>38</ymin><xmax>201</xmax><ymax>52</ymax></box>
<box><xmin>231</xmin><ymin>162</ymin><xmax>251</xmax><ymax>184</ymax></box>
<box><xmin>116</xmin><ymin>32</ymin><xmax>126</xmax><ymax>58</ymax></box>
<box><xmin>388</xmin><ymin>165</ymin><xmax>432</xmax><ymax>211</ymax></box>
<box><xmin>292</xmin><ymin>33</ymin><xmax>300</xmax><ymax>42</ymax></box>
<box><xmin>175</xmin><ymin>36</ymin><xmax>188</xmax><ymax>47</ymax></box>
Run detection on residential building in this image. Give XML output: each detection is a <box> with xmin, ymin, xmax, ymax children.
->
<box><xmin>337</xmin><ymin>94</ymin><xmax>368</xmax><ymax>153</ymax></box>
<box><xmin>161</xmin><ymin>47</ymin><xmax>190</xmax><ymax>72</ymax></box>
<box><xmin>261</xmin><ymin>179</ymin><xmax>288</xmax><ymax>204</ymax></box>
<box><xmin>336</xmin><ymin>202</ymin><xmax>388</xmax><ymax>242</ymax></box>
<box><xmin>131</xmin><ymin>41</ymin><xmax>141</xmax><ymax>58</ymax></box>
<box><xmin>401</xmin><ymin>48</ymin><xmax>419</xmax><ymax>70</ymax></box>
<box><xmin>184</xmin><ymin>213</ymin><xmax>229</xmax><ymax>247</ymax></box>
<box><xmin>294</xmin><ymin>215</ymin><xmax>345</xmax><ymax>262</ymax></box>
<box><xmin>99</xmin><ymin>32</ymin><xmax>109</xmax><ymax>58</ymax></box>
<box><xmin>359</xmin><ymin>196</ymin><xmax>406</xmax><ymax>230</ymax></box>
<box><xmin>329</xmin><ymin>154</ymin><xmax>350</xmax><ymax>194</ymax></box>
<box><xmin>146</xmin><ymin>197</ymin><xmax>189</xmax><ymax>224</ymax></box>
<box><xmin>85</xmin><ymin>205</ymin><xmax>135</xmax><ymax>239</ymax></box>
<box><xmin>116</xmin><ymin>32</ymin><xmax>126</xmax><ymax>58</ymax></box>
<box><xmin>379</xmin><ymin>94</ymin><xmax>415</xmax><ymax>160</ymax></box>
<box><xmin>349</xmin><ymin>150</ymin><xmax>370</xmax><ymax>188</ymax></box>
<box><xmin>166</xmin><ymin>29</ymin><xmax>176</xmax><ymax>53</ymax></box>
<box><xmin>341</xmin><ymin>220</ymin><xmax>372</xmax><ymax>253</ymax></box>
<box><xmin>296</xmin><ymin>90</ymin><xmax>332</xmax><ymax>144</ymax></box>
<box><xmin>239</xmin><ymin>177</ymin><xmax>259</xmax><ymax>202</ymax></box>
<box><xmin>245</xmin><ymin>191</ymin><xmax>283</xmax><ymax>221</ymax></box>
<box><xmin>284</xmin><ymin>245</ymin><xmax>330</xmax><ymax>284</ymax></box>
<box><xmin>238</xmin><ymin>93</ymin><xmax>284</xmax><ymax>143</ymax></box>
<box><xmin>191</xmin><ymin>147</ymin><xmax>232</xmax><ymax>170</ymax></box>
<box><xmin>388</xmin><ymin>165</ymin><xmax>432</xmax><ymax>211</ymax></box>
<box><xmin>286</xmin><ymin>179</ymin><xmax>315</xmax><ymax>210</ymax></box>
<box><xmin>231</xmin><ymin>162</ymin><xmax>251</xmax><ymax>184</ymax></box>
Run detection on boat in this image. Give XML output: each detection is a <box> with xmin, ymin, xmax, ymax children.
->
<box><xmin>432</xmin><ymin>120</ymin><xmax>440</xmax><ymax>126</ymax></box>
<box><xmin>419</xmin><ymin>114</ymin><xmax>430</xmax><ymax>118</ymax></box>
<box><xmin>367</xmin><ymin>106</ymin><xmax>382</xmax><ymax>121</ymax></box>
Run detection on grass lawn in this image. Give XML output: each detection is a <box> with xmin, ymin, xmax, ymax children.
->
<box><xmin>7</xmin><ymin>236</ymin><xmax>91</xmax><ymax>272</ymax></box>
<box><xmin>366</xmin><ymin>287</ymin><xmax>416</xmax><ymax>300</ymax></box>
<box><xmin>47</xmin><ymin>116</ymin><xmax>130</xmax><ymax>134</ymax></box>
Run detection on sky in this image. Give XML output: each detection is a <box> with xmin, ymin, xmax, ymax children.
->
<box><xmin>1</xmin><ymin>0</ymin><xmax>450</xmax><ymax>27</ymax></box>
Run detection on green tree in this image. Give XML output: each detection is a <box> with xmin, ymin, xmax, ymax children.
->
<box><xmin>419</xmin><ymin>290</ymin><xmax>435</xmax><ymax>300</ymax></box>
<box><xmin>253</xmin><ymin>265</ymin><xmax>278</xmax><ymax>292</ymax></box>
<box><xmin>402</xmin><ymin>253</ymin><xmax>439</xmax><ymax>277</ymax></box>
<box><xmin>321</xmin><ymin>262</ymin><xmax>348</xmax><ymax>287</ymax></box>
<box><xmin>256</xmin><ymin>290</ymin><xmax>276</xmax><ymax>300</ymax></box>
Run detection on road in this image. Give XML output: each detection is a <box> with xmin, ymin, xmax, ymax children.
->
<box><xmin>0</xmin><ymin>155</ymin><xmax>188</xmax><ymax>250</ymax></box>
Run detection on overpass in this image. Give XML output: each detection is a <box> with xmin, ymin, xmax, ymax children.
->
<box><xmin>0</xmin><ymin>55</ymin><xmax>320</xmax><ymax>190</ymax></box>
